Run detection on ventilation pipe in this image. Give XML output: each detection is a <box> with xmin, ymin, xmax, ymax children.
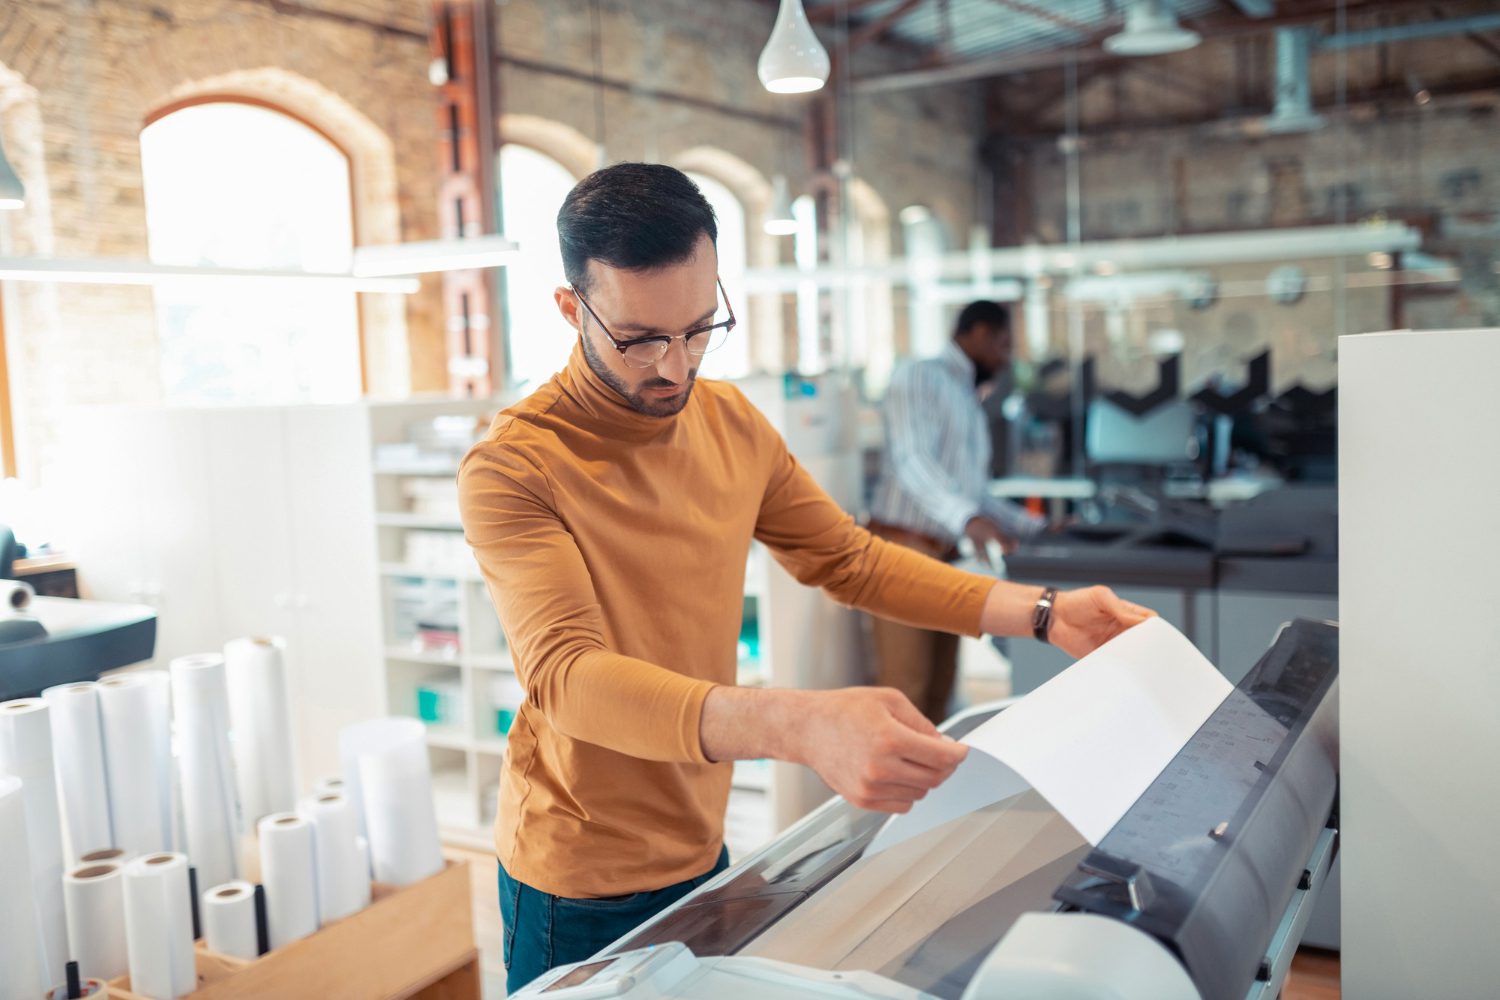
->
<box><xmin>1262</xmin><ymin>27</ymin><xmax>1325</xmax><ymax>134</ymax></box>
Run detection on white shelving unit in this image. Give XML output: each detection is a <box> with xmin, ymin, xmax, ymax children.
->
<box><xmin>721</xmin><ymin>374</ymin><xmax>865</xmax><ymax>860</ymax></box>
<box><xmin>367</xmin><ymin>398</ymin><xmax>520</xmax><ymax>850</ymax></box>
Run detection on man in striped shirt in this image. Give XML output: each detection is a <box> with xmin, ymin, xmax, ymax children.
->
<box><xmin>868</xmin><ymin>300</ymin><xmax>1045</xmax><ymax>723</ymax></box>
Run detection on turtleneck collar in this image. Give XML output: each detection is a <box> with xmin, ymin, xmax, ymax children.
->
<box><xmin>558</xmin><ymin>340</ymin><xmax>687</xmax><ymax>442</ymax></box>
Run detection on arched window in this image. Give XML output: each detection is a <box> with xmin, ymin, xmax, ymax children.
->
<box><xmin>140</xmin><ymin>101</ymin><xmax>360</xmax><ymax>403</ymax></box>
<box><xmin>682</xmin><ymin>171</ymin><xmax>750</xmax><ymax>380</ymax></box>
<box><xmin>497</xmin><ymin>143</ymin><xmax>578</xmax><ymax>392</ymax></box>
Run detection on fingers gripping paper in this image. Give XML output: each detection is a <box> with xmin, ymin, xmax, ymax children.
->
<box><xmin>869</xmin><ymin>618</ymin><xmax>1232</xmax><ymax>854</ymax></box>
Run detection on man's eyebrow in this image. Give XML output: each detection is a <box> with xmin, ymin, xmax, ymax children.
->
<box><xmin>611</xmin><ymin>305</ymin><xmax>718</xmax><ymax>334</ymax></box>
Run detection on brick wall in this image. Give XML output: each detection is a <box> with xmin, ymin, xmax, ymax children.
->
<box><xmin>0</xmin><ymin>0</ymin><xmax>983</xmax><ymax>481</ymax></box>
<box><xmin>1001</xmin><ymin>28</ymin><xmax>1500</xmax><ymax>395</ymax></box>
<box><xmin>0</xmin><ymin>0</ymin><xmax>442</xmax><ymax>482</ymax></box>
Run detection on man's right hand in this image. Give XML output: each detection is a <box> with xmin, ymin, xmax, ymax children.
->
<box><xmin>965</xmin><ymin>515</ymin><xmax>1020</xmax><ymax>561</ymax></box>
<box><xmin>789</xmin><ymin>688</ymin><xmax>969</xmax><ymax>813</ymax></box>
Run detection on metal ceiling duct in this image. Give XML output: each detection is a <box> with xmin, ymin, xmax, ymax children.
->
<box><xmin>1262</xmin><ymin>27</ymin><xmax>1326</xmax><ymax>134</ymax></box>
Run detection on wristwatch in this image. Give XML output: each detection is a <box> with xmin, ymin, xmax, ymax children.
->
<box><xmin>1032</xmin><ymin>587</ymin><xmax>1058</xmax><ymax>644</ymax></box>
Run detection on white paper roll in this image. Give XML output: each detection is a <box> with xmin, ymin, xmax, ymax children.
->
<box><xmin>63</xmin><ymin>860</ymin><xmax>129</xmax><ymax>983</ymax></box>
<box><xmin>169</xmin><ymin>654</ymin><xmax>240</xmax><ymax>891</ymax></box>
<box><xmin>337</xmin><ymin>716</ymin><xmax>427</xmax><ymax>843</ymax></box>
<box><xmin>0</xmin><ymin>774</ymin><xmax>47</xmax><ymax>1000</ymax></box>
<box><xmin>355</xmin><ymin>727</ymin><xmax>444</xmax><ymax>887</ymax></box>
<box><xmin>200</xmin><ymin>880</ymin><xmax>259</xmax><ymax>961</ymax></box>
<box><xmin>257</xmin><ymin>812</ymin><xmax>319</xmax><ymax>949</ymax></box>
<box><xmin>0</xmin><ymin>698</ymin><xmax>69</xmax><ymax>983</ymax></box>
<box><xmin>225</xmin><ymin>637</ymin><xmax>298</xmax><ymax>829</ymax></box>
<box><xmin>0</xmin><ymin>578</ymin><xmax>34</xmax><ymax>611</ymax></box>
<box><xmin>298</xmin><ymin>792</ymin><xmax>368</xmax><ymax>923</ymax></box>
<box><xmin>96</xmin><ymin>674</ymin><xmax>172</xmax><ymax>857</ymax></box>
<box><xmin>41</xmin><ymin>683</ymin><xmax>115</xmax><ymax>864</ymax></box>
<box><xmin>122</xmin><ymin>852</ymin><xmax>196</xmax><ymax>1000</ymax></box>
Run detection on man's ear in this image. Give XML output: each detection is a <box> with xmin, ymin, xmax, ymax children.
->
<box><xmin>554</xmin><ymin>286</ymin><xmax>583</xmax><ymax>334</ymax></box>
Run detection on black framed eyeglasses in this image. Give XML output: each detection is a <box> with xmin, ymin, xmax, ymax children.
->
<box><xmin>571</xmin><ymin>277</ymin><xmax>736</xmax><ymax>370</ymax></box>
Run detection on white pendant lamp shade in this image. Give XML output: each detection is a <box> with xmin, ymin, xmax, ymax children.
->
<box><xmin>0</xmin><ymin>134</ymin><xmax>24</xmax><ymax>210</ymax></box>
<box><xmin>759</xmin><ymin>0</ymin><xmax>831</xmax><ymax>95</ymax></box>
<box><xmin>1105</xmin><ymin>0</ymin><xmax>1201</xmax><ymax>57</ymax></box>
<box><xmin>764</xmin><ymin>175</ymin><xmax>798</xmax><ymax>236</ymax></box>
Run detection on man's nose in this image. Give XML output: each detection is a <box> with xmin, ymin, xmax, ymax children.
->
<box><xmin>656</xmin><ymin>338</ymin><xmax>692</xmax><ymax>383</ymax></box>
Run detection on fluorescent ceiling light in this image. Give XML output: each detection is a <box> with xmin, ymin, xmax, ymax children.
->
<box><xmin>759</xmin><ymin>0</ymin><xmax>830</xmax><ymax>95</ymax></box>
<box><xmin>0</xmin><ymin>256</ymin><xmax>419</xmax><ymax>293</ymax></box>
<box><xmin>352</xmin><ymin>235</ymin><xmax>520</xmax><ymax>277</ymax></box>
<box><xmin>1105</xmin><ymin>0</ymin><xmax>1201</xmax><ymax>56</ymax></box>
<box><xmin>764</xmin><ymin>175</ymin><xmax>798</xmax><ymax>236</ymax></box>
<box><xmin>0</xmin><ymin>134</ymin><xmax>24</xmax><ymax>210</ymax></box>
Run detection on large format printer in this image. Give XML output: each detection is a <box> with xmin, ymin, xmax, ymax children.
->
<box><xmin>511</xmin><ymin>619</ymin><xmax>1338</xmax><ymax>1000</ymax></box>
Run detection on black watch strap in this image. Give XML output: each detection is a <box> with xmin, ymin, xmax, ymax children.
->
<box><xmin>1032</xmin><ymin>587</ymin><xmax>1058</xmax><ymax>644</ymax></box>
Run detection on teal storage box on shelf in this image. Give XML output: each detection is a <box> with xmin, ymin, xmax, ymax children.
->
<box><xmin>489</xmin><ymin>673</ymin><xmax>525</xmax><ymax>737</ymax></box>
<box><xmin>416</xmin><ymin>679</ymin><xmax>461</xmax><ymax>725</ymax></box>
<box><xmin>494</xmin><ymin>707</ymin><xmax>516</xmax><ymax>735</ymax></box>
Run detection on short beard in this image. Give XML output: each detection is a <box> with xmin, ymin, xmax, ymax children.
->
<box><xmin>579</xmin><ymin>328</ymin><xmax>696</xmax><ymax>418</ymax></box>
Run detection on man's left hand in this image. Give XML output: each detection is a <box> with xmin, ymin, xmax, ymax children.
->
<box><xmin>1049</xmin><ymin>586</ymin><xmax>1156</xmax><ymax>659</ymax></box>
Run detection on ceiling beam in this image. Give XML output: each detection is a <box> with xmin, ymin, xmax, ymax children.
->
<box><xmin>993</xmin><ymin>69</ymin><xmax>1500</xmax><ymax>138</ymax></box>
<box><xmin>988</xmin><ymin>0</ymin><xmax>1095</xmax><ymax>36</ymax></box>
<box><xmin>1315</xmin><ymin>10</ymin><xmax>1500</xmax><ymax>49</ymax></box>
<box><xmin>849</xmin><ymin>0</ymin><xmax>926</xmax><ymax>51</ymax></box>
<box><xmin>1227</xmin><ymin>0</ymin><xmax>1275</xmax><ymax>16</ymax></box>
<box><xmin>1431</xmin><ymin>3</ymin><xmax>1500</xmax><ymax>67</ymax></box>
<box><xmin>852</xmin><ymin>1</ymin><xmax>1460</xmax><ymax>94</ymax></box>
<box><xmin>807</xmin><ymin>0</ymin><xmax>894</xmax><ymax>25</ymax></box>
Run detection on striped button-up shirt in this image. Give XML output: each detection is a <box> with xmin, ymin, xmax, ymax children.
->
<box><xmin>871</xmin><ymin>341</ymin><xmax>1045</xmax><ymax>546</ymax></box>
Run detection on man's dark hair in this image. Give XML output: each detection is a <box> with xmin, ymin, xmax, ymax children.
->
<box><xmin>557</xmin><ymin>163</ymin><xmax>718</xmax><ymax>293</ymax></box>
<box><xmin>954</xmin><ymin>300</ymin><xmax>1011</xmax><ymax>338</ymax></box>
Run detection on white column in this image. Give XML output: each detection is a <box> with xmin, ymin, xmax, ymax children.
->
<box><xmin>1340</xmin><ymin>328</ymin><xmax>1500</xmax><ymax>998</ymax></box>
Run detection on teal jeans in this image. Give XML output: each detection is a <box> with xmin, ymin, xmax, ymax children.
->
<box><xmin>499</xmin><ymin>846</ymin><xmax>730</xmax><ymax>994</ymax></box>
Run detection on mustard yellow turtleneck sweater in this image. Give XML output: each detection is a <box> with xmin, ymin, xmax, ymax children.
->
<box><xmin>458</xmin><ymin>344</ymin><xmax>995</xmax><ymax>898</ymax></box>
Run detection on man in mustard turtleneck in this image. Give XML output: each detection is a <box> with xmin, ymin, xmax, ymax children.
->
<box><xmin>458</xmin><ymin>163</ymin><xmax>1153</xmax><ymax>993</ymax></box>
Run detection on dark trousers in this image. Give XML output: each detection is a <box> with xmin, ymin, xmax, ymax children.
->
<box><xmin>499</xmin><ymin>846</ymin><xmax>730</xmax><ymax>994</ymax></box>
<box><xmin>866</xmin><ymin>521</ymin><xmax>962</xmax><ymax>725</ymax></box>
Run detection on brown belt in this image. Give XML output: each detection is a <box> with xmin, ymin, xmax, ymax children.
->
<box><xmin>866</xmin><ymin>519</ymin><xmax>962</xmax><ymax>563</ymax></box>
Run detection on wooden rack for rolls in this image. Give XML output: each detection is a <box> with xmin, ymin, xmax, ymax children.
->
<box><xmin>106</xmin><ymin>860</ymin><xmax>478</xmax><ymax>1000</ymax></box>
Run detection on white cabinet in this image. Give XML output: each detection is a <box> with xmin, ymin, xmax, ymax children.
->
<box><xmin>60</xmin><ymin>403</ymin><xmax>384</xmax><ymax>787</ymax></box>
<box><xmin>1340</xmin><ymin>329</ymin><xmax>1500</xmax><ymax>999</ymax></box>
